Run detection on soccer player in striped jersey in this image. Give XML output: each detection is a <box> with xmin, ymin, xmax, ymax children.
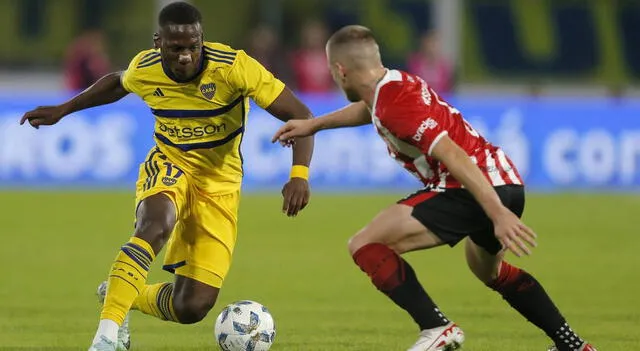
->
<box><xmin>21</xmin><ymin>2</ymin><xmax>313</xmax><ymax>351</ymax></box>
<box><xmin>272</xmin><ymin>25</ymin><xmax>597</xmax><ymax>351</ymax></box>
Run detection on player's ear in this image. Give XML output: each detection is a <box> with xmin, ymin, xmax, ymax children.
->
<box><xmin>337</xmin><ymin>63</ymin><xmax>347</xmax><ymax>80</ymax></box>
<box><xmin>153</xmin><ymin>32</ymin><xmax>160</xmax><ymax>49</ymax></box>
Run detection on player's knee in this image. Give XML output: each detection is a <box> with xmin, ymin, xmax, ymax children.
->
<box><xmin>347</xmin><ymin>231</ymin><xmax>371</xmax><ymax>255</ymax></box>
<box><xmin>348</xmin><ymin>229</ymin><xmax>401</xmax><ymax>256</ymax></box>
<box><xmin>467</xmin><ymin>259</ymin><xmax>501</xmax><ymax>284</ymax></box>
<box><xmin>134</xmin><ymin>196</ymin><xmax>177</xmax><ymax>252</ymax></box>
<box><xmin>134</xmin><ymin>217</ymin><xmax>175</xmax><ymax>252</ymax></box>
<box><xmin>173</xmin><ymin>294</ymin><xmax>217</xmax><ymax>324</ymax></box>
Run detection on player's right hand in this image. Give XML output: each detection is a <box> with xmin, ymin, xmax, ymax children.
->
<box><xmin>492</xmin><ymin>209</ymin><xmax>537</xmax><ymax>257</ymax></box>
<box><xmin>20</xmin><ymin>105</ymin><xmax>66</xmax><ymax>129</ymax></box>
<box><xmin>271</xmin><ymin>120</ymin><xmax>316</xmax><ymax>147</ymax></box>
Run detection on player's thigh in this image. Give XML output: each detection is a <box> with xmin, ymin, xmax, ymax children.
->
<box><xmin>134</xmin><ymin>147</ymin><xmax>191</xmax><ymax>253</ymax></box>
<box><xmin>348</xmin><ymin>203</ymin><xmax>444</xmax><ymax>255</ymax></box>
<box><xmin>165</xmin><ymin>191</ymin><xmax>239</xmax><ymax>289</ymax></box>
<box><xmin>393</xmin><ymin>187</ymin><xmax>503</xmax><ymax>256</ymax></box>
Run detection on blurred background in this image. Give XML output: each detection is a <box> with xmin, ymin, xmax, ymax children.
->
<box><xmin>1</xmin><ymin>0</ymin><xmax>639</xmax><ymax>191</ymax></box>
<box><xmin>2</xmin><ymin>2</ymin><xmax>639</xmax><ymax>349</ymax></box>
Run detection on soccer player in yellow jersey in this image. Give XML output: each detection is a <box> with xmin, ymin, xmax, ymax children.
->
<box><xmin>20</xmin><ymin>2</ymin><xmax>314</xmax><ymax>351</ymax></box>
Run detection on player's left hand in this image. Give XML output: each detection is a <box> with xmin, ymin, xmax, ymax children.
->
<box><xmin>493</xmin><ymin>209</ymin><xmax>537</xmax><ymax>257</ymax></box>
<box><xmin>281</xmin><ymin>178</ymin><xmax>310</xmax><ymax>217</ymax></box>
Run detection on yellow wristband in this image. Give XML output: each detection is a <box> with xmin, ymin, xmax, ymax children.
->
<box><xmin>289</xmin><ymin>165</ymin><xmax>309</xmax><ymax>180</ymax></box>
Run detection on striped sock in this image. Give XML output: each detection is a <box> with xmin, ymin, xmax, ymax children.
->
<box><xmin>131</xmin><ymin>282</ymin><xmax>179</xmax><ymax>322</ymax></box>
<box><xmin>100</xmin><ymin>237</ymin><xmax>155</xmax><ymax>325</ymax></box>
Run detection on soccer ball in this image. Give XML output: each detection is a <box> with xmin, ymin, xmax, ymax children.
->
<box><xmin>214</xmin><ymin>300</ymin><xmax>276</xmax><ymax>351</ymax></box>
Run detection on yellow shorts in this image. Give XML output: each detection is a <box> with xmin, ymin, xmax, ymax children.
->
<box><xmin>134</xmin><ymin>147</ymin><xmax>239</xmax><ymax>288</ymax></box>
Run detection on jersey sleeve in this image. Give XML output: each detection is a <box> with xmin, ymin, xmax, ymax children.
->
<box><xmin>226</xmin><ymin>50</ymin><xmax>286</xmax><ymax>109</ymax></box>
<box><xmin>120</xmin><ymin>51</ymin><xmax>149</xmax><ymax>95</ymax></box>
<box><xmin>376</xmin><ymin>84</ymin><xmax>448</xmax><ymax>156</ymax></box>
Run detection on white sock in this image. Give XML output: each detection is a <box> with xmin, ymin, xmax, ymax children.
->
<box><xmin>92</xmin><ymin>319</ymin><xmax>119</xmax><ymax>344</ymax></box>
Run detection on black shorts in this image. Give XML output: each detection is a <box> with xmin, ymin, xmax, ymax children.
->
<box><xmin>398</xmin><ymin>185</ymin><xmax>525</xmax><ymax>255</ymax></box>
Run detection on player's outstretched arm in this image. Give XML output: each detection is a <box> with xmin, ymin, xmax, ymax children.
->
<box><xmin>265</xmin><ymin>87</ymin><xmax>315</xmax><ymax>217</ymax></box>
<box><xmin>430</xmin><ymin>136</ymin><xmax>537</xmax><ymax>257</ymax></box>
<box><xmin>271</xmin><ymin>101</ymin><xmax>370</xmax><ymax>144</ymax></box>
<box><xmin>20</xmin><ymin>72</ymin><xmax>129</xmax><ymax>129</ymax></box>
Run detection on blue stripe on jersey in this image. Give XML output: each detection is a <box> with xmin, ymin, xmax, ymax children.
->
<box><xmin>203</xmin><ymin>47</ymin><xmax>236</xmax><ymax>59</ymax></box>
<box><xmin>205</xmin><ymin>55</ymin><xmax>234</xmax><ymax>65</ymax></box>
<box><xmin>150</xmin><ymin>95</ymin><xmax>243</xmax><ymax>118</ymax></box>
<box><xmin>138</xmin><ymin>52</ymin><xmax>161</xmax><ymax>65</ymax></box>
<box><xmin>137</xmin><ymin>58</ymin><xmax>162</xmax><ymax>68</ymax></box>
<box><xmin>155</xmin><ymin>126</ymin><xmax>244</xmax><ymax>151</ymax></box>
<box><xmin>140</xmin><ymin>51</ymin><xmax>158</xmax><ymax>60</ymax></box>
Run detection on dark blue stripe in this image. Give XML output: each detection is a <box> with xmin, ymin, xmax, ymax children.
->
<box><xmin>206</xmin><ymin>56</ymin><xmax>234</xmax><ymax>65</ymax></box>
<box><xmin>155</xmin><ymin>126</ymin><xmax>244</xmax><ymax>151</ymax></box>
<box><xmin>161</xmin><ymin>284</ymin><xmax>174</xmax><ymax>320</ymax></box>
<box><xmin>143</xmin><ymin>149</ymin><xmax>160</xmax><ymax>186</ymax></box>
<box><xmin>204</xmin><ymin>52</ymin><xmax>236</xmax><ymax>62</ymax></box>
<box><xmin>150</xmin><ymin>162</ymin><xmax>160</xmax><ymax>188</ymax></box>
<box><xmin>137</xmin><ymin>58</ymin><xmax>162</xmax><ymax>68</ymax></box>
<box><xmin>139</xmin><ymin>52</ymin><xmax>161</xmax><ymax>65</ymax></box>
<box><xmin>109</xmin><ymin>275</ymin><xmax>140</xmax><ymax>294</ymax></box>
<box><xmin>151</xmin><ymin>95</ymin><xmax>243</xmax><ymax>118</ymax></box>
<box><xmin>140</xmin><ymin>51</ymin><xmax>159</xmax><ymax>59</ymax></box>
<box><xmin>156</xmin><ymin>284</ymin><xmax>173</xmax><ymax>320</ymax></box>
<box><xmin>162</xmin><ymin>260</ymin><xmax>187</xmax><ymax>273</ymax></box>
<box><xmin>121</xmin><ymin>247</ymin><xmax>150</xmax><ymax>271</ymax></box>
<box><xmin>238</xmin><ymin>101</ymin><xmax>246</xmax><ymax>172</ymax></box>
<box><xmin>123</xmin><ymin>248</ymin><xmax>151</xmax><ymax>269</ymax></box>
<box><xmin>123</xmin><ymin>242</ymin><xmax>153</xmax><ymax>262</ymax></box>
<box><xmin>203</xmin><ymin>47</ymin><xmax>236</xmax><ymax>58</ymax></box>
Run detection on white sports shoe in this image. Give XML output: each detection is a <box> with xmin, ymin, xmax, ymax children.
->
<box><xmin>97</xmin><ymin>281</ymin><xmax>131</xmax><ymax>351</ymax></box>
<box><xmin>407</xmin><ymin>322</ymin><xmax>465</xmax><ymax>351</ymax></box>
<box><xmin>88</xmin><ymin>335</ymin><xmax>117</xmax><ymax>351</ymax></box>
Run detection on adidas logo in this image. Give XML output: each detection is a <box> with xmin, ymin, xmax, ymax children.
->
<box><xmin>153</xmin><ymin>88</ymin><xmax>165</xmax><ymax>97</ymax></box>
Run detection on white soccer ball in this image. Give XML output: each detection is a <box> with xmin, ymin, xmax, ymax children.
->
<box><xmin>214</xmin><ymin>300</ymin><xmax>276</xmax><ymax>351</ymax></box>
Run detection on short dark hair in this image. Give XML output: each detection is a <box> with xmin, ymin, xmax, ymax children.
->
<box><xmin>158</xmin><ymin>1</ymin><xmax>202</xmax><ymax>27</ymax></box>
<box><xmin>328</xmin><ymin>25</ymin><xmax>377</xmax><ymax>47</ymax></box>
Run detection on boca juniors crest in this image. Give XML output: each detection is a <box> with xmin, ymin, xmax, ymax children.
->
<box><xmin>200</xmin><ymin>83</ymin><xmax>216</xmax><ymax>100</ymax></box>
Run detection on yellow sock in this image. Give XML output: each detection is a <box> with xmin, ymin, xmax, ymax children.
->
<box><xmin>100</xmin><ymin>237</ymin><xmax>155</xmax><ymax>325</ymax></box>
<box><xmin>131</xmin><ymin>283</ymin><xmax>179</xmax><ymax>322</ymax></box>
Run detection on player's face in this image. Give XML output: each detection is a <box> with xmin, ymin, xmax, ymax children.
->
<box><xmin>160</xmin><ymin>23</ymin><xmax>203</xmax><ymax>81</ymax></box>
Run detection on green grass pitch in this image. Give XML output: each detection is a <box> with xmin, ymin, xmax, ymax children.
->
<box><xmin>1</xmin><ymin>192</ymin><xmax>639</xmax><ymax>350</ymax></box>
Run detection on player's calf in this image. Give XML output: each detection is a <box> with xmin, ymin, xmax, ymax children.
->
<box><xmin>348</xmin><ymin>204</ymin><xmax>453</xmax><ymax>333</ymax></box>
<box><xmin>172</xmin><ymin>276</ymin><xmax>220</xmax><ymax>324</ymax></box>
<box><xmin>466</xmin><ymin>240</ymin><xmax>592</xmax><ymax>351</ymax></box>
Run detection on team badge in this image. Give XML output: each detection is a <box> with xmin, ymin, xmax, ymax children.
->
<box><xmin>200</xmin><ymin>83</ymin><xmax>216</xmax><ymax>100</ymax></box>
<box><xmin>162</xmin><ymin>176</ymin><xmax>177</xmax><ymax>186</ymax></box>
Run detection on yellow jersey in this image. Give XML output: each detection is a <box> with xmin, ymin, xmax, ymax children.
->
<box><xmin>121</xmin><ymin>42</ymin><xmax>285</xmax><ymax>194</ymax></box>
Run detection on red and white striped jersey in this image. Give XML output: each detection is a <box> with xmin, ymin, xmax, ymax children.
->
<box><xmin>372</xmin><ymin>70</ymin><xmax>523</xmax><ymax>190</ymax></box>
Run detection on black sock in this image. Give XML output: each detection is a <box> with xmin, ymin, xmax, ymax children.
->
<box><xmin>489</xmin><ymin>262</ymin><xmax>584</xmax><ymax>350</ymax></box>
<box><xmin>353</xmin><ymin>243</ymin><xmax>449</xmax><ymax>330</ymax></box>
<box><xmin>552</xmin><ymin>322</ymin><xmax>586</xmax><ymax>351</ymax></box>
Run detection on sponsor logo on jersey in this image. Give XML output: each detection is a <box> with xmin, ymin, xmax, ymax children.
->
<box><xmin>413</xmin><ymin>118</ymin><xmax>438</xmax><ymax>142</ymax></box>
<box><xmin>157</xmin><ymin>122</ymin><xmax>227</xmax><ymax>139</ymax></box>
<box><xmin>200</xmin><ymin>83</ymin><xmax>216</xmax><ymax>100</ymax></box>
